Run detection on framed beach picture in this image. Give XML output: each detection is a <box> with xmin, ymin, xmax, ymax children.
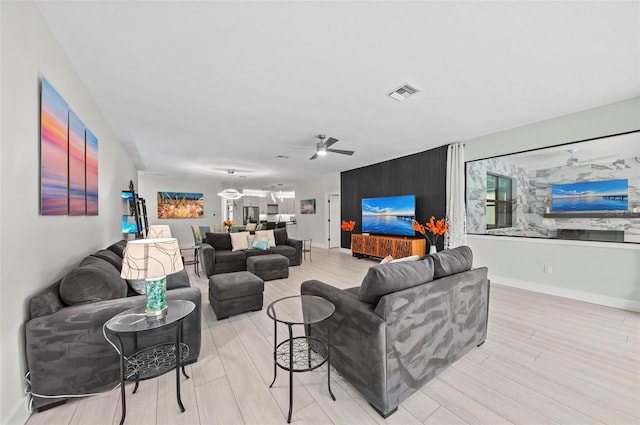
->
<box><xmin>300</xmin><ymin>199</ymin><xmax>316</xmax><ymax>214</ymax></box>
<box><xmin>157</xmin><ymin>192</ymin><xmax>204</xmax><ymax>219</ymax></box>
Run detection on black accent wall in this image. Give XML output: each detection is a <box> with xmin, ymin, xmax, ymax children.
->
<box><xmin>340</xmin><ymin>145</ymin><xmax>448</xmax><ymax>250</ymax></box>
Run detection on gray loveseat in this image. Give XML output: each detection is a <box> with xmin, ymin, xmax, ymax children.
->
<box><xmin>200</xmin><ymin>228</ymin><xmax>302</xmax><ymax>276</ymax></box>
<box><xmin>300</xmin><ymin>246</ymin><xmax>489</xmax><ymax>417</ymax></box>
<box><xmin>25</xmin><ymin>240</ymin><xmax>201</xmax><ymax>411</ymax></box>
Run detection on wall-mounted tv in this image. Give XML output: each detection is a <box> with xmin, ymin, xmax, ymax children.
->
<box><xmin>551</xmin><ymin>179</ymin><xmax>628</xmax><ymax>212</ymax></box>
<box><xmin>362</xmin><ymin>195</ymin><xmax>416</xmax><ymax>236</ymax></box>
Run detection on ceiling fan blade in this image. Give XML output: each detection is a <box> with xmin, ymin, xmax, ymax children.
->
<box><xmin>309</xmin><ymin>153</ymin><xmax>318</xmax><ymax>160</ymax></box>
<box><xmin>327</xmin><ymin>148</ymin><xmax>354</xmax><ymax>156</ymax></box>
<box><xmin>324</xmin><ymin>137</ymin><xmax>339</xmax><ymax>148</ymax></box>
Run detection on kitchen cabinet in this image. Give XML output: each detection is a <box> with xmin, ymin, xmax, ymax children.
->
<box><xmin>244</xmin><ymin>196</ymin><xmax>259</xmax><ymax>207</ymax></box>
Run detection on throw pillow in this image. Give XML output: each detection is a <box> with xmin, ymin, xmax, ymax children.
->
<box><xmin>255</xmin><ymin>230</ymin><xmax>276</xmax><ymax>248</ymax></box>
<box><xmin>391</xmin><ymin>255</ymin><xmax>421</xmax><ymax>263</ymax></box>
<box><xmin>59</xmin><ymin>257</ymin><xmax>128</xmax><ymax>305</ymax></box>
<box><xmin>246</xmin><ymin>234</ymin><xmax>256</xmax><ymax>247</ymax></box>
<box><xmin>205</xmin><ymin>232</ymin><xmax>233</xmax><ymax>251</ymax></box>
<box><xmin>91</xmin><ymin>249</ymin><xmax>123</xmax><ymax>271</ymax></box>
<box><xmin>230</xmin><ymin>231</ymin><xmax>250</xmax><ymax>251</ymax></box>
<box><xmin>106</xmin><ymin>240</ymin><xmax>127</xmax><ymax>258</ymax></box>
<box><xmin>251</xmin><ymin>237</ymin><xmax>269</xmax><ymax>250</ymax></box>
<box><xmin>430</xmin><ymin>246</ymin><xmax>473</xmax><ymax>278</ymax></box>
<box><xmin>246</xmin><ymin>223</ymin><xmax>257</xmax><ymax>231</ymax></box>
<box><xmin>380</xmin><ymin>255</ymin><xmax>394</xmax><ymax>264</ymax></box>
<box><xmin>273</xmin><ymin>228</ymin><xmax>288</xmax><ymax>246</ymax></box>
<box><xmin>358</xmin><ymin>256</ymin><xmax>435</xmax><ymax>305</ymax></box>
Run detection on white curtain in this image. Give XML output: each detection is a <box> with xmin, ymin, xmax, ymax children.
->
<box><xmin>445</xmin><ymin>143</ymin><xmax>467</xmax><ymax>249</ymax></box>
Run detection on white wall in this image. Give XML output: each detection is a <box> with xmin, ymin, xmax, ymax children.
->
<box><xmin>294</xmin><ymin>173</ymin><xmax>340</xmax><ymax>248</ymax></box>
<box><xmin>0</xmin><ymin>2</ymin><xmax>138</xmax><ymax>424</ymax></box>
<box><xmin>138</xmin><ymin>174</ymin><xmax>224</xmax><ymax>247</ymax></box>
<box><xmin>465</xmin><ymin>97</ymin><xmax>640</xmax><ymax>311</ymax></box>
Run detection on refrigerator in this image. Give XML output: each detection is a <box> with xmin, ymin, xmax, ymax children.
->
<box><xmin>243</xmin><ymin>206</ymin><xmax>259</xmax><ymax>225</ymax></box>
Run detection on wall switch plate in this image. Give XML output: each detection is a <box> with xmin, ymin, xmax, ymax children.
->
<box><xmin>544</xmin><ymin>265</ymin><xmax>553</xmax><ymax>274</ymax></box>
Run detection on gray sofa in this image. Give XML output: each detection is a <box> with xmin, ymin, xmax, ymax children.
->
<box><xmin>300</xmin><ymin>246</ymin><xmax>489</xmax><ymax>417</ymax></box>
<box><xmin>200</xmin><ymin>228</ymin><xmax>302</xmax><ymax>276</ymax></box>
<box><xmin>25</xmin><ymin>240</ymin><xmax>201</xmax><ymax>411</ymax></box>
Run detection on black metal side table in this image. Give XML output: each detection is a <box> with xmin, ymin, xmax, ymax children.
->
<box><xmin>267</xmin><ymin>295</ymin><xmax>335</xmax><ymax>423</ymax></box>
<box><xmin>105</xmin><ymin>300</ymin><xmax>195</xmax><ymax>425</ymax></box>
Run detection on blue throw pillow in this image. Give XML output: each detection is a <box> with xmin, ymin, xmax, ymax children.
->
<box><xmin>252</xmin><ymin>238</ymin><xmax>269</xmax><ymax>250</ymax></box>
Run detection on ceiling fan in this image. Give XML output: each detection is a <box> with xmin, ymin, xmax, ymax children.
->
<box><xmin>289</xmin><ymin>135</ymin><xmax>355</xmax><ymax>160</ymax></box>
<box><xmin>566</xmin><ymin>148</ymin><xmax>617</xmax><ymax>167</ymax></box>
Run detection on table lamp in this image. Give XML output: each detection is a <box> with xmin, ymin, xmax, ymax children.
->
<box><xmin>121</xmin><ymin>238</ymin><xmax>183</xmax><ymax>316</ymax></box>
<box><xmin>146</xmin><ymin>225</ymin><xmax>172</xmax><ymax>238</ymax></box>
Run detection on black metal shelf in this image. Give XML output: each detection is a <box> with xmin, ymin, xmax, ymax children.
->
<box><xmin>125</xmin><ymin>342</ymin><xmax>189</xmax><ymax>381</ymax></box>
<box><xmin>274</xmin><ymin>336</ymin><xmax>328</xmax><ymax>373</ymax></box>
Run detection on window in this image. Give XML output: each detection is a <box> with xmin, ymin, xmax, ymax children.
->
<box><xmin>486</xmin><ymin>173</ymin><xmax>515</xmax><ymax>229</ymax></box>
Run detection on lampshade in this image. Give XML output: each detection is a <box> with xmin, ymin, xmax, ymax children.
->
<box><xmin>121</xmin><ymin>238</ymin><xmax>183</xmax><ymax>280</ymax></box>
<box><xmin>146</xmin><ymin>225</ymin><xmax>172</xmax><ymax>239</ymax></box>
<box><xmin>121</xmin><ymin>238</ymin><xmax>183</xmax><ymax>316</ymax></box>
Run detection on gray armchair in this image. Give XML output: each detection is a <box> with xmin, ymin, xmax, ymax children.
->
<box><xmin>301</xmin><ymin>246</ymin><xmax>489</xmax><ymax>417</ymax></box>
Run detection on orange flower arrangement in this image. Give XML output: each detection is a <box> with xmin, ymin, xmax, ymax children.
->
<box><xmin>341</xmin><ymin>220</ymin><xmax>356</xmax><ymax>232</ymax></box>
<box><xmin>412</xmin><ymin>216</ymin><xmax>449</xmax><ymax>246</ymax></box>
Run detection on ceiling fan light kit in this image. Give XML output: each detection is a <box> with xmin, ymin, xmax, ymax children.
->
<box><xmin>309</xmin><ymin>134</ymin><xmax>354</xmax><ymax>160</ymax></box>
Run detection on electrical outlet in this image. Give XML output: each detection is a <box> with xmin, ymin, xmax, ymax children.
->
<box><xmin>544</xmin><ymin>265</ymin><xmax>553</xmax><ymax>274</ymax></box>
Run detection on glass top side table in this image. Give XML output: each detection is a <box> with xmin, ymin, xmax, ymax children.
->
<box><xmin>105</xmin><ymin>300</ymin><xmax>195</xmax><ymax>425</ymax></box>
<box><xmin>267</xmin><ymin>295</ymin><xmax>335</xmax><ymax>423</ymax></box>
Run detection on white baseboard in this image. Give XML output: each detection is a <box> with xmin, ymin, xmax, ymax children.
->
<box><xmin>5</xmin><ymin>395</ymin><xmax>30</xmax><ymax>425</ymax></box>
<box><xmin>489</xmin><ymin>274</ymin><xmax>640</xmax><ymax>313</ymax></box>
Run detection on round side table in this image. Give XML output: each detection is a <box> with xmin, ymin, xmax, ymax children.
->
<box><xmin>266</xmin><ymin>295</ymin><xmax>335</xmax><ymax>423</ymax></box>
<box><xmin>105</xmin><ymin>300</ymin><xmax>195</xmax><ymax>425</ymax></box>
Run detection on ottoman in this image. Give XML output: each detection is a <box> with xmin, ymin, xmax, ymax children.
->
<box><xmin>209</xmin><ymin>271</ymin><xmax>264</xmax><ymax>319</ymax></box>
<box><xmin>246</xmin><ymin>254</ymin><xmax>289</xmax><ymax>281</ymax></box>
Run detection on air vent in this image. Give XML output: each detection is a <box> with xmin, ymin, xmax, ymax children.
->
<box><xmin>387</xmin><ymin>83</ymin><xmax>421</xmax><ymax>101</ymax></box>
<box><xmin>275</xmin><ymin>155</ymin><xmax>289</xmax><ymax>159</ymax></box>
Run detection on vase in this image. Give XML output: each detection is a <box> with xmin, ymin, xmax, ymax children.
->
<box><xmin>429</xmin><ymin>245</ymin><xmax>437</xmax><ymax>254</ymax></box>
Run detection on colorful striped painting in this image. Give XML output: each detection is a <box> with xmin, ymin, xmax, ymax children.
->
<box><xmin>68</xmin><ymin>110</ymin><xmax>86</xmax><ymax>215</ymax></box>
<box><xmin>85</xmin><ymin>129</ymin><xmax>99</xmax><ymax>215</ymax></box>
<box><xmin>40</xmin><ymin>79</ymin><xmax>69</xmax><ymax>215</ymax></box>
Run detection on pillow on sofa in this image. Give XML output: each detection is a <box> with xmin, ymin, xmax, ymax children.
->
<box><xmin>59</xmin><ymin>257</ymin><xmax>128</xmax><ymax>305</ymax></box>
<box><xmin>430</xmin><ymin>246</ymin><xmax>473</xmax><ymax>279</ymax></box>
<box><xmin>392</xmin><ymin>255</ymin><xmax>420</xmax><ymax>263</ymax></box>
<box><xmin>251</xmin><ymin>237</ymin><xmax>269</xmax><ymax>250</ymax></box>
<box><xmin>255</xmin><ymin>230</ymin><xmax>276</xmax><ymax>248</ymax></box>
<box><xmin>358</xmin><ymin>257</ymin><xmax>435</xmax><ymax>305</ymax></box>
<box><xmin>273</xmin><ymin>228</ymin><xmax>288</xmax><ymax>246</ymax></box>
<box><xmin>91</xmin><ymin>249</ymin><xmax>123</xmax><ymax>271</ymax></box>
<box><xmin>205</xmin><ymin>232</ymin><xmax>232</xmax><ymax>251</ymax></box>
<box><xmin>106</xmin><ymin>240</ymin><xmax>127</xmax><ymax>258</ymax></box>
<box><xmin>230</xmin><ymin>231</ymin><xmax>250</xmax><ymax>251</ymax></box>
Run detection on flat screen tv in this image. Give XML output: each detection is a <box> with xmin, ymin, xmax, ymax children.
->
<box><xmin>551</xmin><ymin>179</ymin><xmax>628</xmax><ymax>212</ymax></box>
<box><xmin>362</xmin><ymin>195</ymin><xmax>416</xmax><ymax>236</ymax></box>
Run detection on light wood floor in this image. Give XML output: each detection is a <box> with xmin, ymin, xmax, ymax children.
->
<box><xmin>27</xmin><ymin>248</ymin><xmax>640</xmax><ymax>425</ymax></box>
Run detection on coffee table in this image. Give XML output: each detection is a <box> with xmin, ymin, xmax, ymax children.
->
<box><xmin>267</xmin><ymin>295</ymin><xmax>335</xmax><ymax>423</ymax></box>
<box><xmin>105</xmin><ymin>300</ymin><xmax>195</xmax><ymax>425</ymax></box>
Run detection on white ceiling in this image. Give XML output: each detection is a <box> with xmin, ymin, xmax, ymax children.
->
<box><xmin>35</xmin><ymin>1</ymin><xmax>640</xmax><ymax>190</ymax></box>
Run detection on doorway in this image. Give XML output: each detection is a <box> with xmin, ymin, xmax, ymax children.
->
<box><xmin>327</xmin><ymin>193</ymin><xmax>340</xmax><ymax>248</ymax></box>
